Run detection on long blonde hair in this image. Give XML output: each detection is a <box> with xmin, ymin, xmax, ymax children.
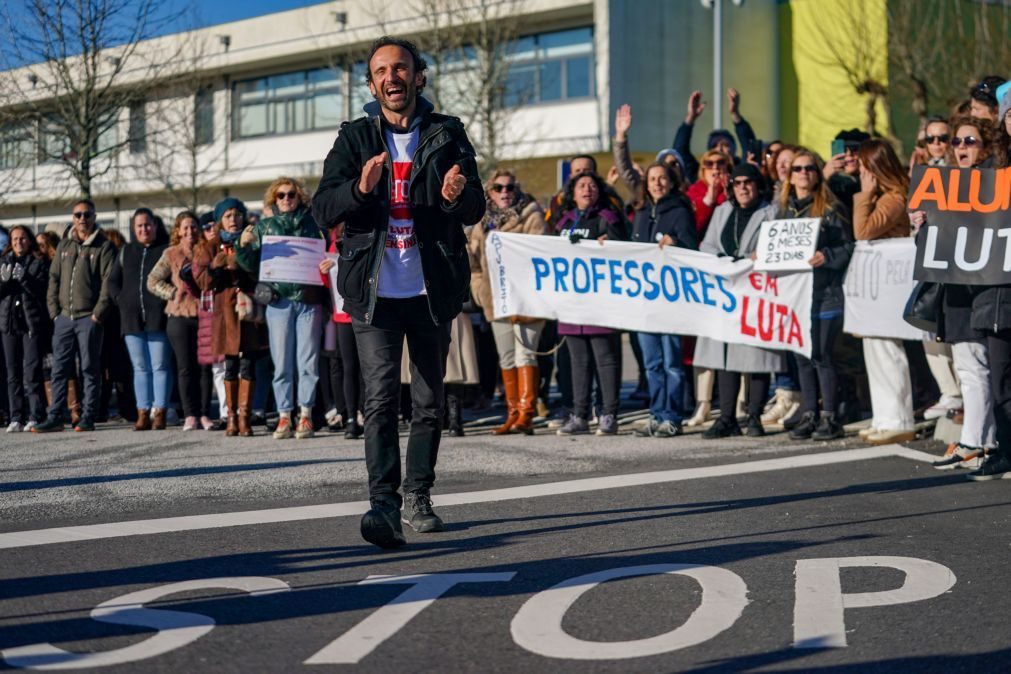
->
<box><xmin>263</xmin><ymin>176</ymin><xmax>311</xmax><ymax>211</ymax></box>
<box><xmin>778</xmin><ymin>149</ymin><xmax>836</xmax><ymax>217</ymax></box>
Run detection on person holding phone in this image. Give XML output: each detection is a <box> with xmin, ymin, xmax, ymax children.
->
<box><xmin>823</xmin><ymin>129</ymin><xmax>870</xmax><ymax>213</ymax></box>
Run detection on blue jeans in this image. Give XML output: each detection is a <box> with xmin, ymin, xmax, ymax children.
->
<box><xmin>637</xmin><ymin>332</ymin><xmax>685</xmax><ymax>424</ymax></box>
<box><xmin>124</xmin><ymin>331</ymin><xmax>172</xmax><ymax>410</ymax></box>
<box><xmin>265</xmin><ymin>298</ymin><xmax>323</xmax><ymax>413</ymax></box>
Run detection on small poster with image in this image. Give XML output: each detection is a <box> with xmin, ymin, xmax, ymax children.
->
<box><xmin>753</xmin><ymin>218</ymin><xmax>819</xmax><ymax>272</ymax></box>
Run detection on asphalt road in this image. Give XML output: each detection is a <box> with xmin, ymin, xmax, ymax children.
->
<box><xmin>2</xmin><ymin>409</ymin><xmax>1010</xmax><ymax>673</ymax></box>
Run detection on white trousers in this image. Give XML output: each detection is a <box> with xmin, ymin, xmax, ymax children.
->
<box><xmin>491</xmin><ymin>319</ymin><xmax>545</xmax><ymax>369</ymax></box>
<box><xmin>923</xmin><ymin>340</ymin><xmax>961</xmax><ymax>399</ymax></box>
<box><xmin>863</xmin><ymin>337</ymin><xmax>914</xmax><ymax>431</ymax></box>
<box><xmin>213</xmin><ymin>361</ymin><xmax>227</xmax><ymax>416</ymax></box>
<box><xmin>952</xmin><ymin>340</ymin><xmax>996</xmax><ymax>449</ymax></box>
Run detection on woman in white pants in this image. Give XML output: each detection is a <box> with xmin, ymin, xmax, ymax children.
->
<box><xmin>852</xmin><ymin>140</ymin><xmax>916</xmax><ymax>444</ymax></box>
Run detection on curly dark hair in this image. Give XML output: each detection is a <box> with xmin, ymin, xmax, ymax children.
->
<box><xmin>562</xmin><ymin>171</ymin><xmax>610</xmax><ymax>213</ymax></box>
<box><xmin>365</xmin><ymin>36</ymin><xmax>427</xmax><ymax>95</ymax></box>
<box><xmin>950</xmin><ymin>115</ymin><xmax>995</xmax><ymax>164</ymax></box>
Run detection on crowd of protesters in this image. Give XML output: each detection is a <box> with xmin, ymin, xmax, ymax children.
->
<box><xmin>2</xmin><ymin>75</ymin><xmax>1010</xmax><ymax>481</ymax></box>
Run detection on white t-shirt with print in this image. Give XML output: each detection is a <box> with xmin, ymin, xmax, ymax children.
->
<box><xmin>377</xmin><ymin>127</ymin><xmax>426</xmax><ymax>298</ymax></box>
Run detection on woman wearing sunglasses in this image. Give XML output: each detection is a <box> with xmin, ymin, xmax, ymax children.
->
<box><xmin>776</xmin><ymin>150</ymin><xmax>853</xmax><ymax>441</ymax></box>
<box><xmin>914</xmin><ymin>119</ymin><xmax>998</xmax><ymax>471</ymax></box>
<box><xmin>852</xmin><ymin>139</ymin><xmax>916</xmax><ymax>445</ymax></box>
<box><xmin>686</xmin><ymin>150</ymin><xmax>730</xmax><ymax>236</ymax></box>
<box><xmin>468</xmin><ymin>168</ymin><xmax>549</xmax><ymax>435</ymax></box>
<box><xmin>236</xmin><ymin>177</ymin><xmax>327</xmax><ymax>440</ymax></box>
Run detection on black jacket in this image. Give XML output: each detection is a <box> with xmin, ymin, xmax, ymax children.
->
<box><xmin>311</xmin><ymin>97</ymin><xmax>485</xmax><ymax>324</ymax></box>
<box><xmin>631</xmin><ymin>194</ymin><xmax>698</xmax><ymax>250</ymax></box>
<box><xmin>0</xmin><ymin>253</ymin><xmax>49</xmax><ymax>336</ymax></box>
<box><xmin>972</xmin><ymin>285</ymin><xmax>1011</xmax><ymax>334</ymax></box>
<box><xmin>778</xmin><ymin>195</ymin><xmax>854</xmax><ymax>315</ymax></box>
<box><xmin>108</xmin><ymin>242</ymin><xmax>168</xmax><ymax>335</ymax></box>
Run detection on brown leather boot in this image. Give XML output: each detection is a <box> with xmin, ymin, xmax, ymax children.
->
<box><xmin>151</xmin><ymin>408</ymin><xmax>167</xmax><ymax>430</ymax></box>
<box><xmin>237</xmin><ymin>378</ymin><xmax>254</xmax><ymax>437</ymax></box>
<box><xmin>44</xmin><ymin>380</ymin><xmax>52</xmax><ymax>406</ymax></box>
<box><xmin>224</xmin><ymin>379</ymin><xmax>240</xmax><ymax>437</ymax></box>
<box><xmin>512</xmin><ymin>365</ymin><xmax>539</xmax><ymax>435</ymax></box>
<box><xmin>134</xmin><ymin>409</ymin><xmax>151</xmax><ymax>431</ymax></box>
<box><xmin>493</xmin><ymin>368</ymin><xmax>520</xmax><ymax>435</ymax></box>
<box><xmin>67</xmin><ymin>379</ymin><xmax>82</xmax><ymax>427</ymax></box>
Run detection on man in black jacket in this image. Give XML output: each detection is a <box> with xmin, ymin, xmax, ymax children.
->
<box><xmin>312</xmin><ymin>36</ymin><xmax>484</xmax><ymax>549</ymax></box>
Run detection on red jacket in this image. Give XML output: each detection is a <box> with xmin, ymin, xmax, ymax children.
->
<box><xmin>321</xmin><ymin>232</ymin><xmax>351</xmax><ymax>324</ymax></box>
<box><xmin>686</xmin><ymin>180</ymin><xmax>726</xmax><ymax>236</ymax></box>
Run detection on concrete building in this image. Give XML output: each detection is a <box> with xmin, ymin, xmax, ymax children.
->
<box><xmin>0</xmin><ymin>0</ymin><xmax>889</xmax><ymax>233</ymax></box>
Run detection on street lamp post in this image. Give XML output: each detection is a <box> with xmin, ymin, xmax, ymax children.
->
<box><xmin>701</xmin><ymin>0</ymin><xmax>744</xmax><ymax>129</ymax></box>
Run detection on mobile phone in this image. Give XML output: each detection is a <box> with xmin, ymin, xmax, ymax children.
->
<box><xmin>831</xmin><ymin>139</ymin><xmax>845</xmax><ymax>157</ymax></box>
<box><xmin>748</xmin><ymin>139</ymin><xmax>764</xmax><ymax>161</ymax></box>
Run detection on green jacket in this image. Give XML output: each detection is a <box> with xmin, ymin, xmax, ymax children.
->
<box><xmin>235</xmin><ymin>206</ymin><xmax>326</xmax><ymax>304</ymax></box>
<box><xmin>47</xmin><ymin>228</ymin><xmax>117</xmax><ymax>321</ymax></box>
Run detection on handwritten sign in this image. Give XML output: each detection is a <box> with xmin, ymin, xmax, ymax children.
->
<box><xmin>259</xmin><ymin>235</ymin><xmax>326</xmax><ymax>286</ymax></box>
<box><xmin>754</xmin><ymin>218</ymin><xmax>818</xmax><ymax>272</ymax></box>
<box><xmin>844</xmin><ymin>239</ymin><xmax>926</xmax><ymax>340</ymax></box>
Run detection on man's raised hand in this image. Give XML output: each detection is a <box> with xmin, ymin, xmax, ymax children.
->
<box><xmin>686</xmin><ymin>90</ymin><xmax>706</xmax><ymax>124</ymax></box>
<box><xmin>358</xmin><ymin>152</ymin><xmax>387</xmax><ymax>194</ymax></box>
<box><xmin>614</xmin><ymin>104</ymin><xmax>632</xmax><ymax>141</ymax></box>
<box><xmin>441</xmin><ymin>164</ymin><xmax>466</xmax><ymax>203</ymax></box>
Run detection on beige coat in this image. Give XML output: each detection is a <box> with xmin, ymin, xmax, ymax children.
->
<box><xmin>400</xmin><ymin>315</ymin><xmax>479</xmax><ymax>385</ymax></box>
<box><xmin>468</xmin><ymin>197</ymin><xmax>548</xmax><ymax>322</ymax></box>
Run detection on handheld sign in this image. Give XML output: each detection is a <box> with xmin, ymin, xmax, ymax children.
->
<box><xmin>754</xmin><ymin>218</ymin><xmax>819</xmax><ymax>272</ymax></box>
<box><xmin>259</xmin><ymin>235</ymin><xmax>326</xmax><ymax>286</ymax></box>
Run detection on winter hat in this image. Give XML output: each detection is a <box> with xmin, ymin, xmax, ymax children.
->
<box><xmin>213</xmin><ymin>197</ymin><xmax>247</xmax><ymax>223</ymax></box>
<box><xmin>731</xmin><ymin>162</ymin><xmax>762</xmax><ymax>183</ymax></box>
<box><xmin>655</xmin><ymin>148</ymin><xmax>689</xmax><ymax>177</ymax></box>
<box><xmin>707</xmin><ymin>129</ymin><xmax>737</xmax><ymax>156</ymax></box>
<box><xmin>997</xmin><ymin>81</ymin><xmax>1011</xmax><ymax>122</ymax></box>
<box><xmin>198</xmin><ymin>211</ymin><xmax>215</xmax><ymax>230</ymax></box>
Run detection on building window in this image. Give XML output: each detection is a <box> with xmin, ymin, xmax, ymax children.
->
<box><xmin>195</xmin><ymin>87</ymin><xmax>214</xmax><ymax>146</ymax></box>
<box><xmin>128</xmin><ymin>101</ymin><xmax>146</xmax><ymax>154</ymax></box>
<box><xmin>0</xmin><ymin>125</ymin><xmax>33</xmax><ymax>170</ymax></box>
<box><xmin>232</xmin><ymin>67</ymin><xmax>344</xmax><ymax>139</ymax></box>
<box><xmin>501</xmin><ymin>27</ymin><xmax>594</xmax><ymax>108</ymax></box>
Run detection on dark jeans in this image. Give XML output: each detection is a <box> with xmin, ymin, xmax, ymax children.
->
<box><xmin>353</xmin><ymin>297</ymin><xmax>451</xmax><ymax>505</ymax></box>
<box><xmin>796</xmin><ymin>315</ymin><xmax>843</xmax><ymax>414</ymax></box>
<box><xmin>49</xmin><ymin>315</ymin><xmax>103</xmax><ymax>421</ymax></box>
<box><xmin>167</xmin><ymin>316</ymin><xmax>201</xmax><ymax>418</ymax></box>
<box><xmin>567</xmin><ymin>333</ymin><xmax>621</xmax><ymax>418</ymax></box>
<box><xmin>988</xmin><ymin>330</ymin><xmax>1011</xmax><ymax>455</ymax></box>
<box><xmin>337</xmin><ymin>322</ymin><xmax>360</xmax><ymax>417</ymax></box>
<box><xmin>717</xmin><ymin>370</ymin><xmax>771</xmax><ymax>421</ymax></box>
<box><xmin>200</xmin><ymin>364</ymin><xmax>214</xmax><ymax>417</ymax></box>
<box><xmin>224</xmin><ymin>351</ymin><xmax>262</xmax><ymax>381</ymax></box>
<box><xmin>2</xmin><ymin>331</ymin><xmax>44</xmax><ymax>423</ymax></box>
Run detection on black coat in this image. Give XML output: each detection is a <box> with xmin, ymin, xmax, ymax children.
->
<box><xmin>311</xmin><ymin>97</ymin><xmax>485</xmax><ymax>325</ymax></box>
<box><xmin>108</xmin><ymin>242</ymin><xmax>168</xmax><ymax>335</ymax></box>
<box><xmin>631</xmin><ymin>194</ymin><xmax>698</xmax><ymax>250</ymax></box>
<box><xmin>778</xmin><ymin>195</ymin><xmax>853</xmax><ymax>315</ymax></box>
<box><xmin>971</xmin><ymin>285</ymin><xmax>1011</xmax><ymax>334</ymax></box>
<box><xmin>0</xmin><ymin>253</ymin><xmax>49</xmax><ymax>336</ymax></box>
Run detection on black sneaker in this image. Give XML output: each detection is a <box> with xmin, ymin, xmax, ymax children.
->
<box><xmin>702</xmin><ymin>417</ymin><xmax>742</xmax><ymax>439</ymax></box>
<box><xmin>789</xmin><ymin>411</ymin><xmax>818</xmax><ymax>440</ymax></box>
<box><xmin>74</xmin><ymin>418</ymin><xmax>96</xmax><ymax>432</ymax></box>
<box><xmin>402</xmin><ymin>491</ymin><xmax>445</xmax><ymax>533</ymax></box>
<box><xmin>745</xmin><ymin>414</ymin><xmax>765</xmax><ymax>437</ymax></box>
<box><xmin>781</xmin><ymin>407</ymin><xmax>806</xmax><ymax>431</ymax></box>
<box><xmin>967</xmin><ymin>453</ymin><xmax>1011</xmax><ymax>481</ymax></box>
<box><xmin>32</xmin><ymin>417</ymin><xmax>64</xmax><ymax>433</ymax></box>
<box><xmin>811</xmin><ymin>413</ymin><xmax>844</xmax><ymax>441</ymax></box>
<box><xmin>360</xmin><ymin>498</ymin><xmax>406</xmax><ymax>549</ymax></box>
<box><xmin>344</xmin><ymin>419</ymin><xmax>364</xmax><ymax>439</ymax></box>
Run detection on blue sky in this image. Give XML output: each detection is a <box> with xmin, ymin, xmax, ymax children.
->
<box><xmin>189</xmin><ymin>0</ymin><xmax>325</xmax><ymax>29</ymax></box>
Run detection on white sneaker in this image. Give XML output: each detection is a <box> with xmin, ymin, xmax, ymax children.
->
<box><xmin>924</xmin><ymin>395</ymin><xmax>963</xmax><ymax>420</ymax></box>
<box><xmin>23</xmin><ymin>420</ymin><xmax>38</xmax><ymax>432</ymax></box>
<box><xmin>6</xmin><ymin>421</ymin><xmax>24</xmax><ymax>433</ymax></box>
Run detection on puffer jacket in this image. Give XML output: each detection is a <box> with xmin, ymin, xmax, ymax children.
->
<box><xmin>147</xmin><ymin>245</ymin><xmax>201</xmax><ymax>318</ymax></box>
<box><xmin>468</xmin><ymin>194</ymin><xmax>548</xmax><ymax>322</ymax></box>
<box><xmin>0</xmin><ymin>253</ymin><xmax>49</xmax><ymax>336</ymax></box>
<box><xmin>46</xmin><ymin>228</ymin><xmax>116</xmax><ymax>321</ymax></box>
<box><xmin>235</xmin><ymin>206</ymin><xmax>327</xmax><ymax>304</ymax></box>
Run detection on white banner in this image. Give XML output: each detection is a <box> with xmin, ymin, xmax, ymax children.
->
<box><xmin>844</xmin><ymin>239</ymin><xmax>927</xmax><ymax>341</ymax></box>
<box><xmin>754</xmin><ymin>218</ymin><xmax>820</xmax><ymax>271</ymax></box>
<box><xmin>485</xmin><ymin>232</ymin><xmax>813</xmax><ymax>357</ymax></box>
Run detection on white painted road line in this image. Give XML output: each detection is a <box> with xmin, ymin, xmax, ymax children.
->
<box><xmin>0</xmin><ymin>444</ymin><xmax>919</xmax><ymax>551</ymax></box>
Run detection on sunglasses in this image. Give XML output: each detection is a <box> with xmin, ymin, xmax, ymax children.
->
<box><xmin>732</xmin><ymin>178</ymin><xmax>755</xmax><ymax>188</ymax></box>
<box><xmin>791</xmin><ymin>165</ymin><xmax>819</xmax><ymax>173</ymax></box>
<box><xmin>491</xmin><ymin>183</ymin><xmax>516</xmax><ymax>193</ymax></box>
<box><xmin>72</xmin><ymin>211</ymin><xmax>93</xmax><ymax>219</ymax></box>
<box><xmin>924</xmin><ymin>134</ymin><xmax>950</xmax><ymax>145</ymax></box>
<box><xmin>951</xmin><ymin>136</ymin><xmax>979</xmax><ymax>147</ymax></box>
<box><xmin>703</xmin><ymin>160</ymin><xmax>727</xmax><ymax>169</ymax></box>
<box><xmin>277</xmin><ymin>190</ymin><xmax>298</xmax><ymax>200</ymax></box>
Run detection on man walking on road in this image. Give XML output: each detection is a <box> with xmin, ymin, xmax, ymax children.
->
<box><xmin>34</xmin><ymin>199</ymin><xmax>116</xmax><ymax>433</ymax></box>
<box><xmin>312</xmin><ymin>36</ymin><xmax>485</xmax><ymax>549</ymax></box>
